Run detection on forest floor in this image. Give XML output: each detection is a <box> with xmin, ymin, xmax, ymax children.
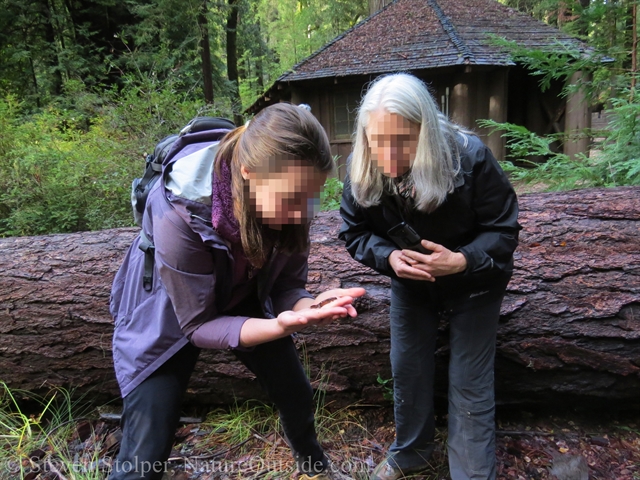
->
<box><xmin>10</xmin><ymin>402</ymin><xmax>640</xmax><ymax>480</ymax></box>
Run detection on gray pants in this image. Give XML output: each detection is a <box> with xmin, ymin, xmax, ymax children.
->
<box><xmin>387</xmin><ymin>279</ymin><xmax>507</xmax><ymax>480</ymax></box>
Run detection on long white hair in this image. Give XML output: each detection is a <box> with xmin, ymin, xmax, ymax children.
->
<box><xmin>350</xmin><ymin>73</ymin><xmax>467</xmax><ymax>213</ymax></box>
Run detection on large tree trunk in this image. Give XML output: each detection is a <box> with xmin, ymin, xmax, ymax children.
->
<box><xmin>1</xmin><ymin>187</ymin><xmax>639</xmax><ymax>409</ymax></box>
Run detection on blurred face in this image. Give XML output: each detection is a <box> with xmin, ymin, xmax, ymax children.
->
<box><xmin>242</xmin><ymin>155</ymin><xmax>327</xmax><ymax>227</ymax></box>
<box><xmin>366</xmin><ymin>109</ymin><xmax>420</xmax><ymax>178</ymax></box>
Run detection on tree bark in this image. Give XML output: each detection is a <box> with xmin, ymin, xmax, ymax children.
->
<box><xmin>0</xmin><ymin>187</ymin><xmax>639</xmax><ymax>409</ymax></box>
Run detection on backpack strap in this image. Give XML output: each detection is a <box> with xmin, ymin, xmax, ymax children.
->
<box><xmin>138</xmin><ymin>230</ymin><xmax>155</xmax><ymax>292</ymax></box>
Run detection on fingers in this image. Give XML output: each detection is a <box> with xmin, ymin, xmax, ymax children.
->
<box><xmin>330</xmin><ymin>298</ymin><xmax>359</xmax><ymax>318</ymax></box>
<box><xmin>323</xmin><ymin>287</ymin><xmax>366</xmax><ymax>299</ymax></box>
<box><xmin>395</xmin><ymin>261</ymin><xmax>434</xmax><ymax>281</ymax></box>
<box><xmin>344</xmin><ymin>304</ymin><xmax>358</xmax><ymax>317</ymax></box>
<box><xmin>401</xmin><ymin>249</ymin><xmax>435</xmax><ymax>264</ymax></box>
<box><xmin>421</xmin><ymin>239</ymin><xmax>440</xmax><ymax>252</ymax></box>
<box><xmin>331</xmin><ymin>296</ymin><xmax>355</xmax><ymax>307</ymax></box>
<box><xmin>400</xmin><ymin>251</ymin><xmax>432</xmax><ymax>272</ymax></box>
<box><xmin>307</xmin><ymin>305</ymin><xmax>350</xmax><ymax>319</ymax></box>
<box><xmin>341</xmin><ymin>287</ymin><xmax>366</xmax><ymax>298</ymax></box>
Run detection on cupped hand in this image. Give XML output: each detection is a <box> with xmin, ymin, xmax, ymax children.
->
<box><xmin>278</xmin><ymin>288</ymin><xmax>366</xmax><ymax>335</ymax></box>
<box><xmin>277</xmin><ymin>301</ymin><xmax>353</xmax><ymax>335</ymax></box>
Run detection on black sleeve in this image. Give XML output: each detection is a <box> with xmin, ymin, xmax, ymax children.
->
<box><xmin>457</xmin><ymin>143</ymin><xmax>521</xmax><ymax>275</ymax></box>
<box><xmin>338</xmin><ymin>174</ymin><xmax>399</xmax><ymax>277</ymax></box>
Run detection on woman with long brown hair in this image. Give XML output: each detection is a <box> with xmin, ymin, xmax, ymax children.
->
<box><xmin>109</xmin><ymin>103</ymin><xmax>364</xmax><ymax>480</ymax></box>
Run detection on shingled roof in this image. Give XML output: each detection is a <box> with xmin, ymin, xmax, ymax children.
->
<box><xmin>277</xmin><ymin>0</ymin><xmax>586</xmax><ymax>82</ymax></box>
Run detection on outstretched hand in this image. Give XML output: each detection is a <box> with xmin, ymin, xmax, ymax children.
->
<box><xmin>280</xmin><ymin>287</ymin><xmax>366</xmax><ymax>334</ymax></box>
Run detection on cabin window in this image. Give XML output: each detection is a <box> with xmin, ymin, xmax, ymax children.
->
<box><xmin>333</xmin><ymin>90</ymin><xmax>360</xmax><ymax>139</ymax></box>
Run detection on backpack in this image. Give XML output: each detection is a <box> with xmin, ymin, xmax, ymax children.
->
<box><xmin>132</xmin><ymin>116</ymin><xmax>236</xmax><ymax>291</ymax></box>
<box><xmin>131</xmin><ymin>116</ymin><xmax>236</xmax><ymax>227</ymax></box>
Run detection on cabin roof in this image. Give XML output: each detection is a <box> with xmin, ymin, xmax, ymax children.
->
<box><xmin>280</xmin><ymin>0</ymin><xmax>587</xmax><ymax>81</ymax></box>
<box><xmin>247</xmin><ymin>0</ymin><xmax>590</xmax><ymax>112</ymax></box>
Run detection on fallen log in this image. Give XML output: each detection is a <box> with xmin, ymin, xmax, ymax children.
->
<box><xmin>0</xmin><ymin>186</ymin><xmax>639</xmax><ymax>409</ymax></box>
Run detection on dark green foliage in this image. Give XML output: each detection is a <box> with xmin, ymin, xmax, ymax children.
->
<box><xmin>479</xmin><ymin>93</ymin><xmax>640</xmax><ymax>190</ymax></box>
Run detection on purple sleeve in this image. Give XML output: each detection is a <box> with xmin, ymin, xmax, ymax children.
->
<box><xmin>189</xmin><ymin>315</ymin><xmax>249</xmax><ymax>349</ymax></box>
<box><xmin>151</xmin><ymin>199</ymin><xmax>248</xmax><ymax>349</ymax></box>
<box><xmin>270</xmin><ymin>248</ymin><xmax>314</xmax><ymax>314</ymax></box>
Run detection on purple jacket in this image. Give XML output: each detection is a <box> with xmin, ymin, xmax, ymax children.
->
<box><xmin>110</xmin><ymin>130</ymin><xmax>313</xmax><ymax>398</ymax></box>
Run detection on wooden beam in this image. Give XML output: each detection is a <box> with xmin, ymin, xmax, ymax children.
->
<box><xmin>563</xmin><ymin>71</ymin><xmax>592</xmax><ymax>159</ymax></box>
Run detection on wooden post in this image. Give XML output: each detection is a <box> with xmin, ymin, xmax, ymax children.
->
<box><xmin>563</xmin><ymin>70</ymin><xmax>592</xmax><ymax>159</ymax></box>
<box><xmin>450</xmin><ymin>76</ymin><xmax>471</xmax><ymax>129</ymax></box>
<box><xmin>487</xmin><ymin>69</ymin><xmax>508</xmax><ymax>161</ymax></box>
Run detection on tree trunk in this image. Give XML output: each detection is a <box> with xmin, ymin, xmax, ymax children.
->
<box><xmin>198</xmin><ymin>0</ymin><xmax>214</xmax><ymax>105</ymax></box>
<box><xmin>631</xmin><ymin>0</ymin><xmax>637</xmax><ymax>96</ymax></box>
<box><xmin>0</xmin><ymin>187</ymin><xmax>639</xmax><ymax>409</ymax></box>
<box><xmin>226</xmin><ymin>0</ymin><xmax>243</xmax><ymax>126</ymax></box>
<box><xmin>43</xmin><ymin>0</ymin><xmax>63</xmax><ymax>96</ymax></box>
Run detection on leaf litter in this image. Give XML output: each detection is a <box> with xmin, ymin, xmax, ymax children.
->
<box><xmin>5</xmin><ymin>405</ymin><xmax>640</xmax><ymax>479</ymax></box>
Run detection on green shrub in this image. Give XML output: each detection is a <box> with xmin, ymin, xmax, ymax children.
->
<box><xmin>320</xmin><ymin>156</ymin><xmax>344</xmax><ymax>211</ymax></box>
<box><xmin>0</xmin><ymin>77</ymin><xmax>218</xmax><ymax>237</ymax></box>
<box><xmin>478</xmin><ymin>92</ymin><xmax>640</xmax><ymax>191</ymax></box>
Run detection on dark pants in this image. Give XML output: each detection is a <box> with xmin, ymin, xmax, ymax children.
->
<box><xmin>387</xmin><ymin>278</ymin><xmax>507</xmax><ymax>480</ymax></box>
<box><xmin>108</xmin><ymin>336</ymin><xmax>326</xmax><ymax>479</ymax></box>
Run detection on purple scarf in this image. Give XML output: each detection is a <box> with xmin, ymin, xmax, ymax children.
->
<box><xmin>211</xmin><ymin>159</ymin><xmax>241</xmax><ymax>243</ymax></box>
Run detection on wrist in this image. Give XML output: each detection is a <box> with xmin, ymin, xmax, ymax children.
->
<box><xmin>274</xmin><ymin>315</ymin><xmax>290</xmax><ymax>335</ymax></box>
<box><xmin>239</xmin><ymin>317</ymin><xmax>286</xmax><ymax>348</ymax></box>
<box><xmin>293</xmin><ymin>297</ymin><xmax>315</xmax><ymax>311</ymax></box>
<box><xmin>455</xmin><ymin>252</ymin><xmax>468</xmax><ymax>273</ymax></box>
<box><xmin>387</xmin><ymin>249</ymin><xmax>401</xmax><ymax>267</ymax></box>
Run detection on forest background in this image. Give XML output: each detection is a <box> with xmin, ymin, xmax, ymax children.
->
<box><xmin>0</xmin><ymin>0</ymin><xmax>638</xmax><ymax>237</ymax></box>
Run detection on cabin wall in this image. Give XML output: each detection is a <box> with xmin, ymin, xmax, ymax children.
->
<box><xmin>286</xmin><ymin>66</ymin><xmax>579</xmax><ymax>180</ymax></box>
<box><xmin>291</xmin><ymin>82</ymin><xmax>361</xmax><ymax>180</ymax></box>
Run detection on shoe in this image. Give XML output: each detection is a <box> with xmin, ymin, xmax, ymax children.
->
<box><xmin>297</xmin><ymin>461</ymin><xmax>354</xmax><ymax>480</ymax></box>
<box><xmin>369</xmin><ymin>460</ymin><xmax>428</xmax><ymax>480</ymax></box>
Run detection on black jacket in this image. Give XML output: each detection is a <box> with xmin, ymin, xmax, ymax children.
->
<box><xmin>338</xmin><ymin>134</ymin><xmax>521</xmax><ymax>294</ymax></box>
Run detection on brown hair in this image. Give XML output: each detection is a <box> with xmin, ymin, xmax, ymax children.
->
<box><xmin>215</xmin><ymin>103</ymin><xmax>333</xmax><ymax>267</ymax></box>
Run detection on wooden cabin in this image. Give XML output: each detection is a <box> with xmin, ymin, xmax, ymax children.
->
<box><xmin>247</xmin><ymin>0</ymin><xmax>593</xmax><ymax>176</ymax></box>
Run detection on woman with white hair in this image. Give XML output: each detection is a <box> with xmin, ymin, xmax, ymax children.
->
<box><xmin>339</xmin><ymin>73</ymin><xmax>520</xmax><ymax>480</ymax></box>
